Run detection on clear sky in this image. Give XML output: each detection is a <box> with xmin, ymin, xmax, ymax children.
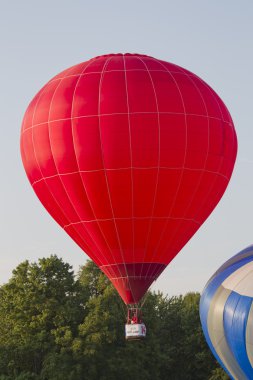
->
<box><xmin>1</xmin><ymin>0</ymin><xmax>253</xmax><ymax>296</ymax></box>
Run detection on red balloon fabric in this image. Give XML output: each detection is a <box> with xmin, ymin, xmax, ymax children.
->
<box><xmin>20</xmin><ymin>53</ymin><xmax>237</xmax><ymax>304</ymax></box>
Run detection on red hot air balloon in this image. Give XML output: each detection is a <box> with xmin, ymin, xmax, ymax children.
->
<box><xmin>20</xmin><ymin>53</ymin><xmax>237</xmax><ymax>310</ymax></box>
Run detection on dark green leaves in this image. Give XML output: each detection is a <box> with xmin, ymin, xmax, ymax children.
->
<box><xmin>0</xmin><ymin>257</ymin><xmax>227</xmax><ymax>379</ymax></box>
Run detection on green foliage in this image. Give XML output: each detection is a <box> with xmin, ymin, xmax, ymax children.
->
<box><xmin>0</xmin><ymin>256</ymin><xmax>227</xmax><ymax>379</ymax></box>
<box><xmin>0</xmin><ymin>256</ymin><xmax>83</xmax><ymax>378</ymax></box>
<box><xmin>209</xmin><ymin>368</ymin><xmax>230</xmax><ymax>380</ymax></box>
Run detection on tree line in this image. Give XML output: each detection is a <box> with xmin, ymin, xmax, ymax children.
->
<box><xmin>0</xmin><ymin>256</ymin><xmax>228</xmax><ymax>380</ymax></box>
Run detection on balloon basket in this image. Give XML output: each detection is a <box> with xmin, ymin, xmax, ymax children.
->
<box><xmin>125</xmin><ymin>306</ymin><xmax>146</xmax><ymax>340</ymax></box>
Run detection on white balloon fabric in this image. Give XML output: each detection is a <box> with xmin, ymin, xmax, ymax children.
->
<box><xmin>200</xmin><ymin>245</ymin><xmax>253</xmax><ymax>380</ymax></box>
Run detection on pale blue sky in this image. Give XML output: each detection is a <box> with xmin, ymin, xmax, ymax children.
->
<box><xmin>1</xmin><ymin>0</ymin><xmax>253</xmax><ymax>295</ymax></box>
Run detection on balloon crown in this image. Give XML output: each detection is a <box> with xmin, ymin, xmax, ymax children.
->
<box><xmin>92</xmin><ymin>53</ymin><xmax>152</xmax><ymax>59</ymax></box>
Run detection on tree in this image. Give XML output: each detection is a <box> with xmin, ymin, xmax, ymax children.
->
<box><xmin>0</xmin><ymin>257</ymin><xmax>228</xmax><ymax>379</ymax></box>
<box><xmin>209</xmin><ymin>368</ymin><xmax>230</xmax><ymax>380</ymax></box>
<box><xmin>74</xmin><ymin>265</ymin><xmax>224</xmax><ymax>380</ymax></box>
<box><xmin>0</xmin><ymin>256</ymin><xmax>84</xmax><ymax>378</ymax></box>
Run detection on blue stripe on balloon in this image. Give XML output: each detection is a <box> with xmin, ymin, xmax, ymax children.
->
<box><xmin>223</xmin><ymin>245</ymin><xmax>253</xmax><ymax>263</ymax></box>
<box><xmin>223</xmin><ymin>291</ymin><xmax>253</xmax><ymax>378</ymax></box>
<box><xmin>232</xmin><ymin>245</ymin><xmax>253</xmax><ymax>259</ymax></box>
<box><xmin>212</xmin><ymin>249</ymin><xmax>253</xmax><ymax>279</ymax></box>
<box><xmin>200</xmin><ymin>253</ymin><xmax>253</xmax><ymax>379</ymax></box>
<box><xmin>200</xmin><ymin>254</ymin><xmax>253</xmax><ymax>329</ymax></box>
<box><xmin>205</xmin><ymin>250</ymin><xmax>253</xmax><ymax>289</ymax></box>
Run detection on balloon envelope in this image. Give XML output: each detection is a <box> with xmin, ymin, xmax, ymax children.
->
<box><xmin>20</xmin><ymin>53</ymin><xmax>237</xmax><ymax>304</ymax></box>
<box><xmin>200</xmin><ymin>245</ymin><xmax>253</xmax><ymax>379</ymax></box>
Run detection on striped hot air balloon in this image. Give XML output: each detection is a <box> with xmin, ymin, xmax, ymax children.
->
<box><xmin>200</xmin><ymin>245</ymin><xmax>253</xmax><ymax>380</ymax></box>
